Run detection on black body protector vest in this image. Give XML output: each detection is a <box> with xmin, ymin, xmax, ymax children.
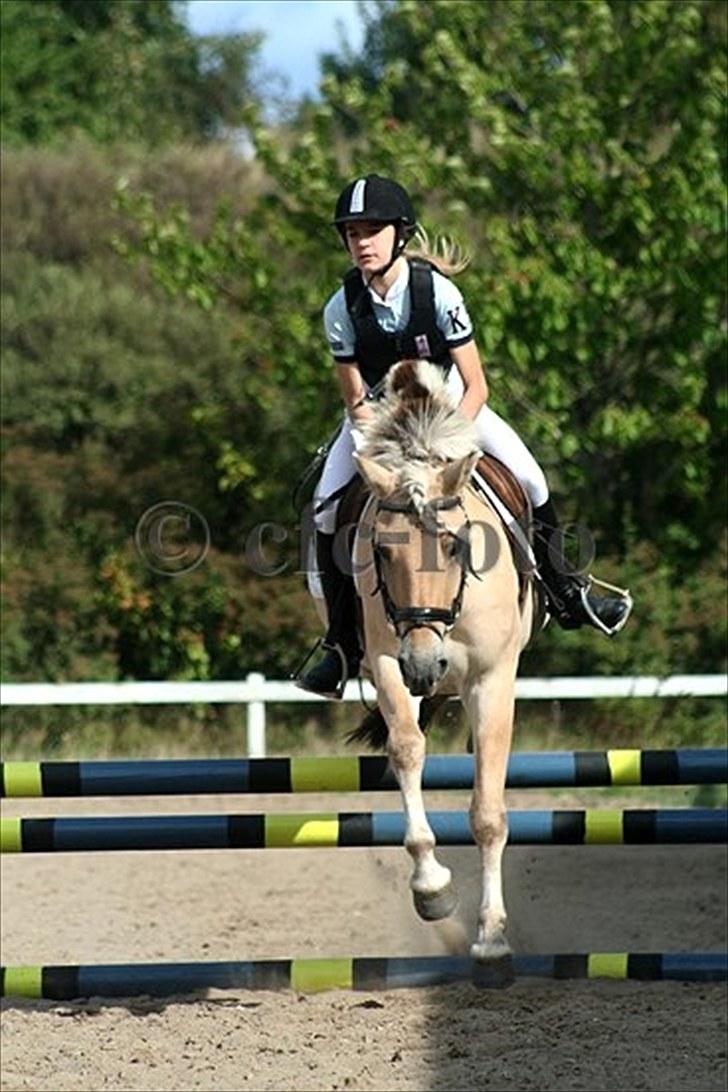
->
<box><xmin>343</xmin><ymin>259</ymin><xmax>453</xmax><ymax>390</ymax></box>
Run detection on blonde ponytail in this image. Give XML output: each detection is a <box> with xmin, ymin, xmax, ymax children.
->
<box><xmin>406</xmin><ymin>226</ymin><xmax>471</xmax><ymax>276</ymax></box>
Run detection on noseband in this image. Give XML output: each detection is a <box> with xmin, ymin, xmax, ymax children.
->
<box><xmin>371</xmin><ymin>495</ymin><xmax>473</xmax><ymax>639</ymax></box>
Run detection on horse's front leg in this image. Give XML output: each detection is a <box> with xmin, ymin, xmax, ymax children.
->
<box><xmin>463</xmin><ymin>670</ymin><xmax>517</xmax><ymax>967</ymax></box>
<box><xmin>375</xmin><ymin>657</ymin><xmax>457</xmax><ymax>921</ymax></box>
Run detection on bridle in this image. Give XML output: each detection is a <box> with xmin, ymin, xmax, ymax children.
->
<box><xmin>371</xmin><ymin>494</ymin><xmax>476</xmax><ymax>640</ymax></box>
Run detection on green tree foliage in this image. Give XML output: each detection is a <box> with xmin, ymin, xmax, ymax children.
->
<box><xmin>0</xmin><ymin>0</ymin><xmax>262</xmax><ymax>146</ymax></box>
<box><xmin>131</xmin><ymin>1</ymin><xmax>725</xmax><ymax>550</ymax></box>
<box><xmin>290</xmin><ymin>0</ymin><xmax>726</xmax><ymax>563</ymax></box>
<box><xmin>1</xmin><ymin>143</ymin><xmax>321</xmax><ymax>682</ymax></box>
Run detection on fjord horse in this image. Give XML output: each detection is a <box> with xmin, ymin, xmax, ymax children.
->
<box><xmin>352</xmin><ymin>360</ymin><xmax>535</xmax><ymax>977</ymax></box>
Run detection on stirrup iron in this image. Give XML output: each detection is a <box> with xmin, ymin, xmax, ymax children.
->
<box><xmin>329</xmin><ymin>643</ymin><xmax>350</xmax><ymax>700</ymax></box>
<box><xmin>293</xmin><ymin>640</ymin><xmax>351</xmax><ymax>700</ymax></box>
<box><xmin>581</xmin><ymin>574</ymin><xmax>633</xmax><ymax>637</ymax></box>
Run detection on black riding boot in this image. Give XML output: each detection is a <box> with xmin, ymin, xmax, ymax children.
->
<box><xmin>295</xmin><ymin>531</ymin><xmax>361</xmax><ymax>699</ymax></box>
<box><xmin>532</xmin><ymin>499</ymin><xmax>632</xmax><ymax>636</ymax></box>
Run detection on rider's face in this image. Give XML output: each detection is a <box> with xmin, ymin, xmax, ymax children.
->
<box><xmin>344</xmin><ymin>221</ymin><xmax>396</xmax><ymax>273</ymax></box>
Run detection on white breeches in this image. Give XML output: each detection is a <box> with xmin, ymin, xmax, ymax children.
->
<box><xmin>312</xmin><ymin>369</ymin><xmax>549</xmax><ymax>535</ymax></box>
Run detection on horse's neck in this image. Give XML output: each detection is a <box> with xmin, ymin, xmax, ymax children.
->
<box><xmin>463</xmin><ymin>484</ymin><xmax>515</xmax><ymax>578</ymax></box>
<box><xmin>464</xmin><ymin>483</ymin><xmax>503</xmax><ymax>529</ymax></box>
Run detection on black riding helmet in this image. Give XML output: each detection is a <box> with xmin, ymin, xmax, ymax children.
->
<box><xmin>333</xmin><ymin>175</ymin><xmax>417</xmax><ymax>273</ymax></box>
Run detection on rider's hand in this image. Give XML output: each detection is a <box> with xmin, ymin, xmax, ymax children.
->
<box><xmin>349</xmin><ymin>403</ymin><xmax>376</xmax><ymax>427</ymax></box>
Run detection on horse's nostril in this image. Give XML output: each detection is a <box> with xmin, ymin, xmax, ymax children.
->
<box><xmin>438</xmin><ymin>658</ymin><xmax>448</xmax><ymax>672</ymax></box>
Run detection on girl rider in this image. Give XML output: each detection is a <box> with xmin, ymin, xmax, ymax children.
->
<box><xmin>297</xmin><ymin>175</ymin><xmax>631</xmax><ymax>699</ymax></box>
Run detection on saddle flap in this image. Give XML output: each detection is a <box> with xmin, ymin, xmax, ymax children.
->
<box><xmin>472</xmin><ymin>454</ymin><xmax>535</xmax><ymax>605</ymax></box>
<box><xmin>474</xmin><ymin>453</ymin><xmax>529</xmax><ymax>524</ymax></box>
<box><xmin>336</xmin><ymin>474</ymin><xmax>370</xmax><ymax>534</ymax></box>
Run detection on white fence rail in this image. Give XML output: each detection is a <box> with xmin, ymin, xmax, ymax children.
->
<box><xmin>2</xmin><ymin>674</ymin><xmax>725</xmax><ymax>758</ymax></box>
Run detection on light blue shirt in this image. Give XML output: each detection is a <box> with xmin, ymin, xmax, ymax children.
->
<box><xmin>323</xmin><ymin>260</ymin><xmax>474</xmax><ymax>362</ymax></box>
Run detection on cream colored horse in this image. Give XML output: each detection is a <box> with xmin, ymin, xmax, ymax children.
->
<box><xmin>352</xmin><ymin>360</ymin><xmax>534</xmax><ymax>975</ymax></box>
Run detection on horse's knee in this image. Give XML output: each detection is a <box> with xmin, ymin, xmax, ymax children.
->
<box><xmin>469</xmin><ymin>805</ymin><xmax>508</xmax><ymax>848</ymax></box>
<box><xmin>388</xmin><ymin>732</ymin><xmax>426</xmax><ymax>774</ymax></box>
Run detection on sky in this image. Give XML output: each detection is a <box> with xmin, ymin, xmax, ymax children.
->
<box><xmin>183</xmin><ymin>1</ymin><xmax>367</xmax><ymax>99</ymax></box>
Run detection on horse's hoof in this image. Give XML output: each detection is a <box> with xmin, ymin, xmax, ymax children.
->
<box><xmin>413</xmin><ymin>883</ymin><xmax>458</xmax><ymax>921</ymax></box>
<box><xmin>471</xmin><ymin>954</ymin><xmax>514</xmax><ymax>990</ymax></box>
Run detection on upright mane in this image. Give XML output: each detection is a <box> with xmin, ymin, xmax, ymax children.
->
<box><xmin>360</xmin><ymin>360</ymin><xmax>478</xmax><ymax>474</ymax></box>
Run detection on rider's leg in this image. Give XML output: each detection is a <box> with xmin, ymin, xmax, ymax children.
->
<box><xmin>469</xmin><ymin>401</ymin><xmax>631</xmax><ymax>635</ymax></box>
<box><xmin>296</xmin><ymin>419</ymin><xmax>361</xmax><ymax>699</ymax></box>
<box><xmin>529</xmin><ymin>494</ymin><xmax>631</xmax><ymax>634</ymax></box>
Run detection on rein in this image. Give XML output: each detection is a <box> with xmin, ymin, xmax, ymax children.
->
<box><xmin>371</xmin><ymin>494</ymin><xmax>473</xmax><ymax>638</ymax></box>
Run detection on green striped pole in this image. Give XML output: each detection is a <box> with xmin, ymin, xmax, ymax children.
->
<box><xmin>2</xmin><ymin>808</ymin><xmax>726</xmax><ymax>853</ymax></box>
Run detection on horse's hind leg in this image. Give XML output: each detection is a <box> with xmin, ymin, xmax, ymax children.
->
<box><xmin>464</xmin><ymin>672</ymin><xmax>516</xmax><ymax>970</ymax></box>
<box><xmin>376</xmin><ymin>661</ymin><xmax>457</xmax><ymax>921</ymax></box>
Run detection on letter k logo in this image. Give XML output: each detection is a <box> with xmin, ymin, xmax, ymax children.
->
<box><xmin>447</xmin><ymin>306</ymin><xmax>467</xmax><ymax>334</ymax></box>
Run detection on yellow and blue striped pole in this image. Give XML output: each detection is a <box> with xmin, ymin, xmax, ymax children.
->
<box><xmin>2</xmin><ymin>952</ymin><xmax>725</xmax><ymax>999</ymax></box>
<box><xmin>1</xmin><ymin>808</ymin><xmax>726</xmax><ymax>853</ymax></box>
<box><xmin>3</xmin><ymin>749</ymin><xmax>725</xmax><ymax>798</ymax></box>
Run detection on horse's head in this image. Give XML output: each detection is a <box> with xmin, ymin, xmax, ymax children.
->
<box><xmin>355</xmin><ymin>360</ymin><xmax>480</xmax><ymax>697</ymax></box>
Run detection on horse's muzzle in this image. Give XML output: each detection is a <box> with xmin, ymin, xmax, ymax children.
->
<box><xmin>398</xmin><ymin>641</ymin><xmax>448</xmax><ymax>697</ymax></box>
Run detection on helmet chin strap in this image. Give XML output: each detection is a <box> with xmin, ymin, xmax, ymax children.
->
<box><xmin>347</xmin><ymin>224</ymin><xmax>408</xmax><ymax>317</ymax></box>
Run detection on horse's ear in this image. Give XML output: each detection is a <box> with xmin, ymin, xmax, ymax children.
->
<box><xmin>354</xmin><ymin>453</ymin><xmax>398</xmax><ymax>497</ymax></box>
<box><xmin>440</xmin><ymin>450</ymin><xmax>479</xmax><ymax>496</ymax></box>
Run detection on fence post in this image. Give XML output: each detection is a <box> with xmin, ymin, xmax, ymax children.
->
<box><xmin>246</xmin><ymin>672</ymin><xmax>266</xmax><ymax>758</ymax></box>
